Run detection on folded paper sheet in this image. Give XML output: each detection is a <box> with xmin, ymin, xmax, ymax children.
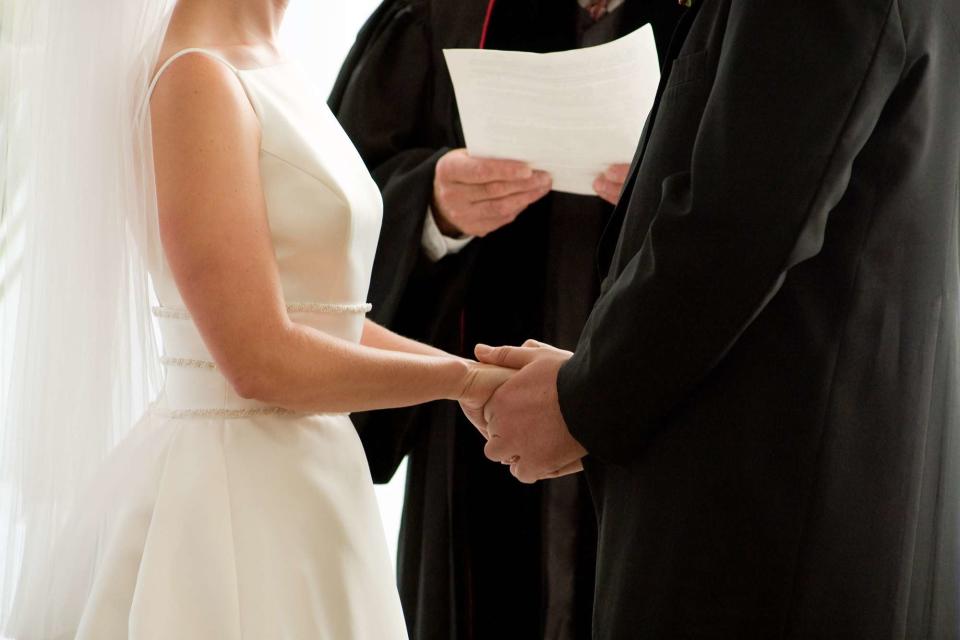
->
<box><xmin>443</xmin><ymin>25</ymin><xmax>661</xmax><ymax>196</ymax></box>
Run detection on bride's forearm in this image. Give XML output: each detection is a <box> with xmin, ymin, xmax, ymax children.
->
<box><xmin>360</xmin><ymin>319</ymin><xmax>457</xmax><ymax>359</ymax></box>
<box><xmin>234</xmin><ymin>320</ymin><xmax>471</xmax><ymax>414</ymax></box>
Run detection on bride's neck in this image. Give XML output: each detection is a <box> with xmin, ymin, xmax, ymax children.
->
<box><xmin>169</xmin><ymin>0</ymin><xmax>289</xmax><ymax>46</ymax></box>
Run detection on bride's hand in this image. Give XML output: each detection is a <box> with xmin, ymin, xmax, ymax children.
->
<box><xmin>457</xmin><ymin>361</ymin><xmax>515</xmax><ymax>438</ymax></box>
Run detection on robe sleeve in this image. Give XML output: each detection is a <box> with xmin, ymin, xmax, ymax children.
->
<box><xmin>330</xmin><ymin>0</ymin><xmax>478</xmax><ymax>481</ymax></box>
<box><xmin>557</xmin><ymin>0</ymin><xmax>906</xmax><ymax>466</ymax></box>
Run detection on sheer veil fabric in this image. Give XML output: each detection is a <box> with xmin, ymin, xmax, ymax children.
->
<box><xmin>0</xmin><ymin>0</ymin><xmax>174</xmax><ymax>634</ymax></box>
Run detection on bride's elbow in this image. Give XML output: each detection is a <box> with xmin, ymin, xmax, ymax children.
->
<box><xmin>223</xmin><ymin>366</ymin><xmax>270</xmax><ymax>401</ymax></box>
<box><xmin>213</xmin><ymin>324</ymin><xmax>312</xmax><ymax>406</ymax></box>
<box><xmin>218</xmin><ymin>353</ymin><xmax>281</xmax><ymax>402</ymax></box>
<box><xmin>230</xmin><ymin>372</ymin><xmax>266</xmax><ymax>401</ymax></box>
<box><xmin>226</xmin><ymin>364</ymin><xmax>311</xmax><ymax>412</ymax></box>
<box><xmin>214</xmin><ymin>328</ymin><xmax>295</xmax><ymax>402</ymax></box>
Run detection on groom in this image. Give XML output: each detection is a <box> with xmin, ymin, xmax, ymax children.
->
<box><xmin>474</xmin><ymin>0</ymin><xmax>960</xmax><ymax>637</ymax></box>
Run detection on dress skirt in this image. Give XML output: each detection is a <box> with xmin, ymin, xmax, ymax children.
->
<box><xmin>10</xmin><ymin>410</ymin><xmax>409</xmax><ymax>640</ymax></box>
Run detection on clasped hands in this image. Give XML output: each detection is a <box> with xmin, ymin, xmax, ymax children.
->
<box><xmin>459</xmin><ymin>340</ymin><xmax>587</xmax><ymax>484</ymax></box>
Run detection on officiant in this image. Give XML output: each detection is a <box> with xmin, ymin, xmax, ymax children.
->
<box><xmin>330</xmin><ymin>1</ymin><xmax>682</xmax><ymax>638</ymax></box>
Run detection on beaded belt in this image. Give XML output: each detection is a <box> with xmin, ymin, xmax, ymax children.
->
<box><xmin>151</xmin><ymin>302</ymin><xmax>373</xmax><ymax>321</ymax></box>
<box><xmin>149</xmin><ymin>404</ymin><xmax>305</xmax><ymax>419</ymax></box>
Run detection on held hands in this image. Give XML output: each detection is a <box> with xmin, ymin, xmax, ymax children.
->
<box><xmin>432</xmin><ymin>149</ymin><xmax>552</xmax><ymax>237</ymax></box>
<box><xmin>470</xmin><ymin>340</ymin><xmax>587</xmax><ymax>484</ymax></box>
<box><xmin>458</xmin><ymin>360</ymin><xmax>516</xmax><ymax>439</ymax></box>
<box><xmin>593</xmin><ymin>163</ymin><xmax>630</xmax><ymax>206</ymax></box>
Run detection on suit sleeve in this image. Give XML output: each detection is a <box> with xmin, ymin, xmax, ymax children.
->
<box><xmin>557</xmin><ymin>0</ymin><xmax>906</xmax><ymax>466</ymax></box>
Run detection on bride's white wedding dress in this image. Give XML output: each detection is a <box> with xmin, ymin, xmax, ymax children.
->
<box><xmin>11</xmin><ymin>49</ymin><xmax>408</xmax><ymax>639</ymax></box>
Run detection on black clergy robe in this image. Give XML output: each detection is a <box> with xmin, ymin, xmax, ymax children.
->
<box><xmin>329</xmin><ymin>2</ymin><xmax>682</xmax><ymax>638</ymax></box>
<box><xmin>556</xmin><ymin>0</ymin><xmax>960</xmax><ymax>637</ymax></box>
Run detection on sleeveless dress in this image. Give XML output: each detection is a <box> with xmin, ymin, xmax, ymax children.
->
<box><xmin>10</xmin><ymin>50</ymin><xmax>409</xmax><ymax>639</ymax></box>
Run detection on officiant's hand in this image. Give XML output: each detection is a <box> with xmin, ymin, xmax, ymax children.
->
<box><xmin>433</xmin><ymin>149</ymin><xmax>552</xmax><ymax>238</ymax></box>
<box><xmin>474</xmin><ymin>340</ymin><xmax>587</xmax><ymax>483</ymax></box>
<box><xmin>593</xmin><ymin>163</ymin><xmax>630</xmax><ymax>206</ymax></box>
<box><xmin>458</xmin><ymin>361</ymin><xmax>515</xmax><ymax>439</ymax></box>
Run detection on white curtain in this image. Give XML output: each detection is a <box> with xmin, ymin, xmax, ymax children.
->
<box><xmin>0</xmin><ymin>5</ymin><xmax>23</xmax><ymax>574</ymax></box>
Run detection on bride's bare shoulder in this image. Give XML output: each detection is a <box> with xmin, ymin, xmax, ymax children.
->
<box><xmin>148</xmin><ymin>53</ymin><xmax>260</xmax><ymax>191</ymax></box>
<box><xmin>148</xmin><ymin>48</ymin><xmax>253</xmax><ymax>129</ymax></box>
<box><xmin>153</xmin><ymin>40</ymin><xmax>282</xmax><ymax>75</ymax></box>
<box><xmin>151</xmin><ymin>45</ymin><xmax>236</xmax><ymax>94</ymax></box>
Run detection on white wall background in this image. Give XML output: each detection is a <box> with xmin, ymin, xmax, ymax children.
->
<box><xmin>278</xmin><ymin>0</ymin><xmax>410</xmax><ymax>568</ymax></box>
<box><xmin>280</xmin><ymin>0</ymin><xmax>382</xmax><ymax>96</ymax></box>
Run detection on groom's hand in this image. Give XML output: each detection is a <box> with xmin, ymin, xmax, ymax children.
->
<box><xmin>474</xmin><ymin>340</ymin><xmax>587</xmax><ymax>483</ymax></box>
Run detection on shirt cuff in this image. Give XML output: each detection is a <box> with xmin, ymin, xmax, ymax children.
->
<box><xmin>421</xmin><ymin>207</ymin><xmax>475</xmax><ymax>262</ymax></box>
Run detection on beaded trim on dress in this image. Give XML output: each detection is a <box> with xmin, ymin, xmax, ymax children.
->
<box><xmin>149</xmin><ymin>404</ymin><xmax>304</xmax><ymax>419</ymax></box>
<box><xmin>159</xmin><ymin>356</ymin><xmax>217</xmax><ymax>370</ymax></box>
<box><xmin>151</xmin><ymin>303</ymin><xmax>372</xmax><ymax>320</ymax></box>
<box><xmin>148</xmin><ymin>405</ymin><xmax>350</xmax><ymax>419</ymax></box>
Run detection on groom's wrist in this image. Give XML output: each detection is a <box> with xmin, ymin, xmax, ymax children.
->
<box><xmin>556</xmin><ymin>359</ymin><xmax>586</xmax><ymax>439</ymax></box>
<box><xmin>556</xmin><ymin>355</ymin><xmax>612</xmax><ymax>466</ymax></box>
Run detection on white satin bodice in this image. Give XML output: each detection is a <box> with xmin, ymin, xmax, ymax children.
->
<box><xmin>147</xmin><ymin>52</ymin><xmax>383</xmax><ymax>416</ymax></box>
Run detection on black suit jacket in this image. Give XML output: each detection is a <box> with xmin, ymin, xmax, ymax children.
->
<box><xmin>558</xmin><ymin>0</ymin><xmax>960</xmax><ymax>637</ymax></box>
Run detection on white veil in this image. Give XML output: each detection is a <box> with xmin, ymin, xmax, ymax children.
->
<box><xmin>0</xmin><ymin>0</ymin><xmax>174</xmax><ymax>634</ymax></box>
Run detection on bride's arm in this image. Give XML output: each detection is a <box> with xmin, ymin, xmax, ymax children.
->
<box><xmin>360</xmin><ymin>319</ymin><xmax>455</xmax><ymax>359</ymax></box>
<box><xmin>150</xmin><ymin>55</ymin><xmax>504</xmax><ymax>414</ymax></box>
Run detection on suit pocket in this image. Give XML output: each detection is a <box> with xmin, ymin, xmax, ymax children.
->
<box><xmin>665</xmin><ymin>49</ymin><xmax>707</xmax><ymax>90</ymax></box>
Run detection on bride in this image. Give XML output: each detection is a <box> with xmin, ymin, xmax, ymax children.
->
<box><xmin>0</xmin><ymin>0</ymin><xmax>509</xmax><ymax>637</ymax></box>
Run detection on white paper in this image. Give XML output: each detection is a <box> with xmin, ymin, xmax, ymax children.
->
<box><xmin>443</xmin><ymin>25</ymin><xmax>661</xmax><ymax>196</ymax></box>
